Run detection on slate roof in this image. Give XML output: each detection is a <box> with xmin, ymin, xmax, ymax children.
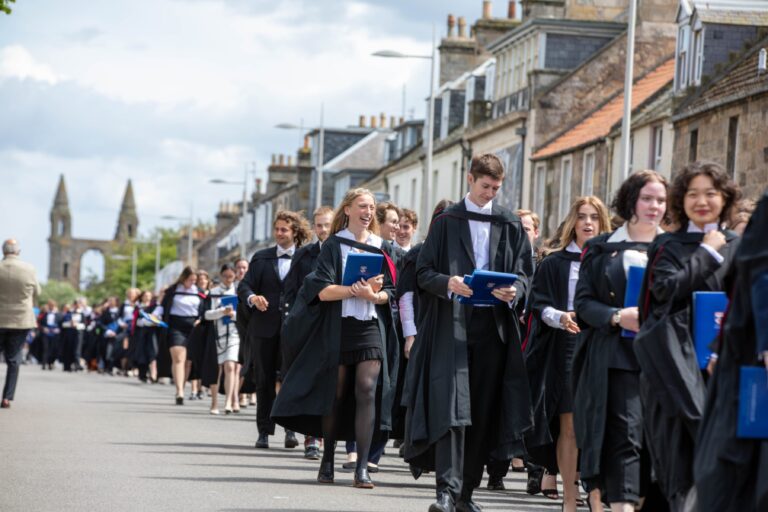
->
<box><xmin>532</xmin><ymin>58</ymin><xmax>675</xmax><ymax>160</ymax></box>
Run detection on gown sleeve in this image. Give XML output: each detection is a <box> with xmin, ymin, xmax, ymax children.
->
<box><xmin>575</xmin><ymin>243</ymin><xmax>615</xmax><ymax>328</ymax></box>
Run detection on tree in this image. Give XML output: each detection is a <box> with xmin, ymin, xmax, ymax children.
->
<box><xmin>1</xmin><ymin>0</ymin><xmax>16</xmax><ymax>15</ymax></box>
<box><xmin>39</xmin><ymin>280</ymin><xmax>79</xmax><ymax>307</ymax></box>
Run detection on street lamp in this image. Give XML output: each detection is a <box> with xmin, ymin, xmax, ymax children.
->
<box><xmin>276</xmin><ymin>103</ymin><xmax>325</xmax><ymax>210</ymax></box>
<box><xmin>210</xmin><ymin>165</ymin><xmax>250</xmax><ymax>259</ymax></box>
<box><xmin>162</xmin><ymin>205</ymin><xmax>194</xmax><ymax>266</ymax></box>
<box><xmin>373</xmin><ymin>31</ymin><xmax>436</xmax><ymax>235</ymax></box>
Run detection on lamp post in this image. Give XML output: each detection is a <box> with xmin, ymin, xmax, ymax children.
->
<box><xmin>162</xmin><ymin>205</ymin><xmax>194</xmax><ymax>266</ymax></box>
<box><xmin>619</xmin><ymin>0</ymin><xmax>639</xmax><ymax>183</ymax></box>
<box><xmin>276</xmin><ymin>104</ymin><xmax>325</xmax><ymax>210</ymax></box>
<box><xmin>210</xmin><ymin>165</ymin><xmax>251</xmax><ymax>259</ymax></box>
<box><xmin>373</xmin><ymin>31</ymin><xmax>436</xmax><ymax>233</ymax></box>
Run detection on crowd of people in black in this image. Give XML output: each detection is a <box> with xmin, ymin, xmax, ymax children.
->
<box><xmin>18</xmin><ymin>155</ymin><xmax>767</xmax><ymax>512</ymax></box>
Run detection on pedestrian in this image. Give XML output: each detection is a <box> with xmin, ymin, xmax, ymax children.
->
<box><xmin>38</xmin><ymin>300</ymin><xmax>61</xmax><ymax>370</ymax></box>
<box><xmin>232</xmin><ymin>257</ymin><xmax>252</xmax><ymax>409</ymax></box>
<box><xmin>0</xmin><ymin>239</ymin><xmax>41</xmax><ymax>409</ymax></box>
<box><xmin>524</xmin><ymin>196</ymin><xmax>611</xmax><ymax>511</ymax></box>
<box><xmin>273</xmin><ymin>188</ymin><xmax>400</xmax><ymax>489</ymax></box>
<box><xmin>634</xmin><ymin>161</ymin><xmax>740</xmax><ymax>511</ymax></box>
<box><xmin>402</xmin><ymin>154</ymin><xmax>534</xmax><ymax>512</ymax></box>
<box><xmin>572</xmin><ymin>170</ymin><xmax>669</xmax><ymax>511</ymax></box>
<box><xmin>239</xmin><ymin>210</ymin><xmax>311</xmax><ymax>448</ymax></box>
<box><xmin>131</xmin><ymin>290</ymin><xmax>159</xmax><ymax>383</ymax></box>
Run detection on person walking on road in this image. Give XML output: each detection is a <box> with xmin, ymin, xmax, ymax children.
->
<box><xmin>0</xmin><ymin>239</ymin><xmax>41</xmax><ymax>409</ymax></box>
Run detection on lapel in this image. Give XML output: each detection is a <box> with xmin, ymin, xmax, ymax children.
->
<box><xmin>271</xmin><ymin>246</ymin><xmax>281</xmax><ymax>282</ymax></box>
<box><xmin>490</xmin><ymin>204</ymin><xmax>503</xmax><ymax>272</ymax></box>
<box><xmin>605</xmin><ymin>248</ymin><xmax>627</xmax><ymax>306</ymax></box>
<box><xmin>456</xmin><ymin>201</ymin><xmax>476</xmax><ymax>268</ymax></box>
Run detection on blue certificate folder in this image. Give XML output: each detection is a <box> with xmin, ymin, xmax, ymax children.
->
<box><xmin>220</xmin><ymin>295</ymin><xmax>238</xmax><ymax>325</ymax></box>
<box><xmin>622</xmin><ymin>266</ymin><xmax>645</xmax><ymax>338</ymax></box>
<box><xmin>693</xmin><ymin>291</ymin><xmax>728</xmax><ymax>369</ymax></box>
<box><xmin>342</xmin><ymin>253</ymin><xmax>384</xmax><ymax>286</ymax></box>
<box><xmin>737</xmin><ymin>366</ymin><xmax>768</xmax><ymax>439</ymax></box>
<box><xmin>458</xmin><ymin>270</ymin><xmax>518</xmax><ymax>305</ymax></box>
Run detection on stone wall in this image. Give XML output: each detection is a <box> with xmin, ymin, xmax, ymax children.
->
<box><xmin>565</xmin><ymin>0</ymin><xmax>627</xmax><ymax>22</ymax></box>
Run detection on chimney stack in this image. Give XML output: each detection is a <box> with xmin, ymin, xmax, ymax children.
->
<box><xmin>278</xmin><ymin>154</ymin><xmax>285</xmax><ymax>166</ymax></box>
<box><xmin>390</xmin><ymin>116</ymin><xmax>397</xmax><ymax>128</ymax></box>
<box><xmin>458</xmin><ymin>17</ymin><xmax>467</xmax><ymax>38</ymax></box>
<box><xmin>370</xmin><ymin>115</ymin><xmax>378</xmax><ymax>128</ymax></box>
<box><xmin>255</xmin><ymin>178</ymin><xmax>262</xmax><ymax>194</ymax></box>
<box><xmin>271</xmin><ymin>154</ymin><xmax>276</xmax><ymax>165</ymax></box>
<box><xmin>399</xmin><ymin>116</ymin><xmax>404</xmax><ymax>125</ymax></box>
<box><xmin>447</xmin><ymin>14</ymin><xmax>456</xmax><ymax>38</ymax></box>
<box><xmin>380</xmin><ymin>113</ymin><xmax>386</xmax><ymax>128</ymax></box>
<box><xmin>359</xmin><ymin>115</ymin><xmax>366</xmax><ymax>128</ymax></box>
<box><xmin>482</xmin><ymin>1</ymin><xmax>492</xmax><ymax>19</ymax></box>
<box><xmin>508</xmin><ymin>0</ymin><xmax>516</xmax><ymax>19</ymax></box>
<box><xmin>303</xmin><ymin>135</ymin><xmax>310</xmax><ymax>150</ymax></box>
<box><xmin>287</xmin><ymin>155</ymin><xmax>293</xmax><ymax>166</ymax></box>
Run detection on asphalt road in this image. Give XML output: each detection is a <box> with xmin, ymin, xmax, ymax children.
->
<box><xmin>1</xmin><ymin>364</ymin><xmax>562</xmax><ymax>512</ymax></box>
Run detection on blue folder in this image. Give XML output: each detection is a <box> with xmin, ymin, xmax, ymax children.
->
<box><xmin>342</xmin><ymin>253</ymin><xmax>384</xmax><ymax>286</ymax></box>
<box><xmin>220</xmin><ymin>295</ymin><xmax>238</xmax><ymax>325</ymax></box>
<box><xmin>737</xmin><ymin>366</ymin><xmax>768</xmax><ymax>439</ymax></box>
<box><xmin>622</xmin><ymin>266</ymin><xmax>645</xmax><ymax>338</ymax></box>
<box><xmin>458</xmin><ymin>270</ymin><xmax>518</xmax><ymax>305</ymax></box>
<box><xmin>139</xmin><ymin>310</ymin><xmax>169</xmax><ymax>328</ymax></box>
<box><xmin>693</xmin><ymin>291</ymin><xmax>728</xmax><ymax>369</ymax></box>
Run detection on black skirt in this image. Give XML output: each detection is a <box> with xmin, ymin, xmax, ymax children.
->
<box><xmin>556</xmin><ymin>331</ymin><xmax>578</xmax><ymax>414</ymax></box>
<box><xmin>339</xmin><ymin>317</ymin><xmax>382</xmax><ymax>365</ymax></box>
<box><xmin>168</xmin><ymin>315</ymin><xmax>196</xmax><ymax>348</ymax></box>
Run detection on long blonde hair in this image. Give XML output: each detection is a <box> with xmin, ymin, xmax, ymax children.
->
<box><xmin>543</xmin><ymin>196</ymin><xmax>611</xmax><ymax>255</ymax></box>
<box><xmin>330</xmin><ymin>188</ymin><xmax>380</xmax><ymax>235</ymax></box>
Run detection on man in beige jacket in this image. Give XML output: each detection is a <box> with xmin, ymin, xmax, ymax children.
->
<box><xmin>0</xmin><ymin>239</ymin><xmax>40</xmax><ymax>409</ymax></box>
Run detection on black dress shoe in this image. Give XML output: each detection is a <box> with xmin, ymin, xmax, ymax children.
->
<box><xmin>175</xmin><ymin>396</ymin><xmax>184</xmax><ymax>406</ymax></box>
<box><xmin>455</xmin><ymin>499</ymin><xmax>482</xmax><ymax>512</ymax></box>
<box><xmin>428</xmin><ymin>492</ymin><xmax>454</xmax><ymax>512</ymax></box>
<box><xmin>317</xmin><ymin>462</ymin><xmax>334</xmax><ymax>484</ymax></box>
<box><xmin>486</xmin><ymin>476</ymin><xmax>505</xmax><ymax>491</ymax></box>
<box><xmin>284</xmin><ymin>431</ymin><xmax>299</xmax><ymax>448</ymax></box>
<box><xmin>255</xmin><ymin>433</ymin><xmax>269</xmax><ymax>449</ymax></box>
<box><xmin>304</xmin><ymin>446</ymin><xmax>320</xmax><ymax>460</ymax></box>
<box><xmin>353</xmin><ymin>468</ymin><xmax>374</xmax><ymax>489</ymax></box>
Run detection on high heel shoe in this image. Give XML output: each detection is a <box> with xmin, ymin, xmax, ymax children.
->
<box><xmin>353</xmin><ymin>467</ymin><xmax>374</xmax><ymax>489</ymax></box>
<box><xmin>317</xmin><ymin>461</ymin><xmax>334</xmax><ymax>484</ymax></box>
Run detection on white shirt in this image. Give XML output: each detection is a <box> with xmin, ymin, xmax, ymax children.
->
<box><xmin>687</xmin><ymin>221</ymin><xmax>725</xmax><ymax>264</ymax></box>
<box><xmin>204</xmin><ymin>284</ymin><xmax>241</xmax><ymax>347</ymax></box>
<box><xmin>338</xmin><ymin>228</ymin><xmax>382</xmax><ymax>321</ymax></box>
<box><xmin>542</xmin><ymin>241</ymin><xmax>582</xmax><ymax>329</ymax></box>
<box><xmin>277</xmin><ymin>244</ymin><xmax>295</xmax><ymax>281</ymax></box>
<box><xmin>153</xmin><ymin>284</ymin><xmax>200</xmax><ymax>317</ymax></box>
<box><xmin>607</xmin><ymin>223</ymin><xmax>663</xmax><ymax>275</ymax></box>
<box><xmin>464</xmin><ymin>195</ymin><xmax>492</xmax><ymax>271</ymax></box>
<box><xmin>399</xmin><ymin>292</ymin><xmax>416</xmax><ymax>337</ymax></box>
<box><xmin>394</xmin><ymin>241</ymin><xmax>412</xmax><ymax>252</ymax></box>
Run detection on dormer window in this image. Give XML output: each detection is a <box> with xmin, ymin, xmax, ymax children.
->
<box><xmin>692</xmin><ymin>29</ymin><xmax>704</xmax><ymax>85</ymax></box>
<box><xmin>676</xmin><ymin>25</ymin><xmax>690</xmax><ymax>90</ymax></box>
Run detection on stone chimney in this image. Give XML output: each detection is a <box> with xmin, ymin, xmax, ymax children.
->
<box><xmin>359</xmin><ymin>115</ymin><xmax>366</xmax><ymax>128</ymax></box>
<box><xmin>473</xmin><ymin>0</ymin><xmax>521</xmax><ymax>49</ymax></box>
<box><xmin>390</xmin><ymin>116</ymin><xmax>397</xmax><ymax>128</ymax></box>
<box><xmin>482</xmin><ymin>0</ymin><xmax>492</xmax><ymax>19</ymax></box>
<box><xmin>370</xmin><ymin>115</ymin><xmax>378</xmax><ymax>128</ymax></box>
<box><xmin>278</xmin><ymin>154</ymin><xmax>285</xmax><ymax>166</ymax></box>
<box><xmin>458</xmin><ymin>17</ymin><xmax>467</xmax><ymax>38</ymax></box>
<box><xmin>439</xmin><ymin>14</ymin><xmax>482</xmax><ymax>85</ymax></box>
<box><xmin>508</xmin><ymin>1</ymin><xmax>516</xmax><ymax>19</ymax></box>
<box><xmin>380</xmin><ymin>113</ymin><xmax>387</xmax><ymax>128</ymax></box>
<box><xmin>287</xmin><ymin>155</ymin><xmax>293</xmax><ymax>166</ymax></box>
<box><xmin>521</xmin><ymin>0</ymin><xmax>565</xmax><ymax>21</ymax></box>
<box><xmin>447</xmin><ymin>14</ymin><xmax>456</xmax><ymax>38</ymax></box>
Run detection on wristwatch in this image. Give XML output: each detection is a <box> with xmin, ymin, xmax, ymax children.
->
<box><xmin>611</xmin><ymin>309</ymin><xmax>621</xmax><ymax>327</ymax></box>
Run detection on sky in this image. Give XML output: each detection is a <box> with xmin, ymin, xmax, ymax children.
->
<box><xmin>0</xmin><ymin>0</ymin><xmax>516</xmax><ymax>283</ymax></box>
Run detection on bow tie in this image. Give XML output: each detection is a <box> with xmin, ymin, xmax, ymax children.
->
<box><xmin>277</xmin><ymin>247</ymin><xmax>294</xmax><ymax>259</ymax></box>
<box><xmin>278</xmin><ymin>254</ymin><xmax>292</xmax><ymax>260</ymax></box>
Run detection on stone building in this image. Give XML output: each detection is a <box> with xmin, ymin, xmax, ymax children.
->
<box><xmin>671</xmin><ymin>33</ymin><xmax>768</xmax><ymax>196</ymax></box>
<box><xmin>48</xmin><ymin>175</ymin><xmax>138</xmax><ymax>289</ymax></box>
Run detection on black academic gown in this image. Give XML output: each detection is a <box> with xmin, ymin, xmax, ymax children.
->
<box><xmin>524</xmin><ymin>249</ymin><xmax>580</xmax><ymax>450</ymax></box>
<box><xmin>402</xmin><ymin>202</ymin><xmax>534</xmax><ymax>471</ymax></box>
<box><xmin>694</xmin><ymin>191</ymin><xmax>768</xmax><ymax>512</ymax></box>
<box><xmin>189</xmin><ymin>295</ymin><xmax>219</xmax><ymax>388</ymax></box>
<box><xmin>572</xmin><ymin>234</ymin><xmax>651</xmax><ymax>482</ymax></box>
<box><xmin>633</xmin><ymin>228</ymin><xmax>738</xmax><ymax>501</ymax></box>
<box><xmin>271</xmin><ymin>235</ymin><xmax>400</xmax><ymax>440</ymax></box>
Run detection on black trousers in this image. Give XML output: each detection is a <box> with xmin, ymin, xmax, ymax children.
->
<box><xmin>435</xmin><ymin>427</ymin><xmax>465</xmax><ymax>500</ymax></box>
<box><xmin>1</xmin><ymin>329</ymin><xmax>27</xmax><ymax>400</ymax></box>
<box><xmin>601</xmin><ymin>369</ymin><xmax>642</xmax><ymax>504</ymax></box>
<box><xmin>254</xmin><ymin>334</ymin><xmax>281</xmax><ymax>435</ymax></box>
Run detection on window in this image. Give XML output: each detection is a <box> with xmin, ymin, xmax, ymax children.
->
<box><xmin>410</xmin><ymin>178</ymin><xmax>417</xmax><ymax>208</ymax></box>
<box><xmin>127</xmin><ymin>224</ymin><xmax>133</xmax><ymax>237</ymax></box>
<box><xmin>727</xmin><ymin>116</ymin><xmax>739</xmax><ymax>177</ymax></box>
<box><xmin>534</xmin><ymin>164</ymin><xmax>546</xmax><ymax>215</ymax></box>
<box><xmin>676</xmin><ymin>25</ymin><xmax>690</xmax><ymax>89</ymax></box>
<box><xmin>394</xmin><ymin>184</ymin><xmax>400</xmax><ymax>205</ymax></box>
<box><xmin>693</xmin><ymin>29</ymin><xmax>704</xmax><ymax>84</ymax></box>
<box><xmin>559</xmin><ymin>157</ymin><xmax>573</xmax><ymax>220</ymax></box>
<box><xmin>689</xmin><ymin>129</ymin><xmax>699</xmax><ymax>162</ymax></box>
<box><xmin>582</xmin><ymin>150</ymin><xmax>595</xmax><ymax>196</ymax></box>
<box><xmin>63</xmin><ymin>262</ymin><xmax>69</xmax><ymax>278</ymax></box>
<box><xmin>58</xmin><ymin>220</ymin><xmax>65</xmax><ymax>236</ymax></box>
<box><xmin>651</xmin><ymin>126</ymin><xmax>664</xmax><ymax>171</ymax></box>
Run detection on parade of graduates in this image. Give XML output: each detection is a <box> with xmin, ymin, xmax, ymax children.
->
<box><xmin>23</xmin><ymin>155</ymin><xmax>768</xmax><ymax>512</ymax></box>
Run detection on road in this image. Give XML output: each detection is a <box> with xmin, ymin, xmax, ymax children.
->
<box><xmin>1</xmin><ymin>365</ymin><xmax>561</xmax><ymax>512</ymax></box>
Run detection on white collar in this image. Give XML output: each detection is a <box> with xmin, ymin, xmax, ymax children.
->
<box><xmin>608</xmin><ymin>222</ymin><xmax>664</xmax><ymax>243</ymax></box>
<box><xmin>277</xmin><ymin>244</ymin><xmax>295</xmax><ymax>257</ymax></box>
<box><xmin>337</xmin><ymin>228</ymin><xmax>381</xmax><ymax>247</ymax></box>
<box><xmin>687</xmin><ymin>221</ymin><xmax>720</xmax><ymax>233</ymax></box>
<box><xmin>464</xmin><ymin>194</ymin><xmax>493</xmax><ymax>215</ymax></box>
<box><xmin>566</xmin><ymin>241</ymin><xmax>581</xmax><ymax>253</ymax></box>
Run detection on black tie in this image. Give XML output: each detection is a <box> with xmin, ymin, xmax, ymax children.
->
<box><xmin>279</xmin><ymin>254</ymin><xmax>292</xmax><ymax>260</ymax></box>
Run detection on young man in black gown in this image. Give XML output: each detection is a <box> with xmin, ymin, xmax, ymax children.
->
<box><xmin>403</xmin><ymin>154</ymin><xmax>534</xmax><ymax>512</ymax></box>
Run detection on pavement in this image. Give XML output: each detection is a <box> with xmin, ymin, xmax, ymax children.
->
<box><xmin>1</xmin><ymin>364</ymin><xmax>563</xmax><ymax>512</ymax></box>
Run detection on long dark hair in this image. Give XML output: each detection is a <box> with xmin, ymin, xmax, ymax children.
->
<box><xmin>174</xmin><ymin>266</ymin><xmax>197</xmax><ymax>287</ymax></box>
<box><xmin>669</xmin><ymin>161</ymin><xmax>741</xmax><ymax>226</ymax></box>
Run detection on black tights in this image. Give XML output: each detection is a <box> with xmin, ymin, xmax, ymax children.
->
<box><xmin>321</xmin><ymin>359</ymin><xmax>381</xmax><ymax>472</ymax></box>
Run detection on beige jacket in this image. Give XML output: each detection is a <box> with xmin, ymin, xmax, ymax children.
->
<box><xmin>0</xmin><ymin>254</ymin><xmax>41</xmax><ymax>330</ymax></box>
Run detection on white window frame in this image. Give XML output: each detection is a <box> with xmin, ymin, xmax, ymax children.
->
<box><xmin>651</xmin><ymin>126</ymin><xmax>664</xmax><ymax>171</ymax></box>
<box><xmin>693</xmin><ymin>29</ymin><xmax>704</xmax><ymax>85</ymax></box>
<box><xmin>559</xmin><ymin>157</ymin><xmax>573</xmax><ymax>220</ymax></box>
<box><xmin>534</xmin><ymin>163</ymin><xmax>546</xmax><ymax>215</ymax></box>
<box><xmin>582</xmin><ymin>149</ymin><xmax>595</xmax><ymax>196</ymax></box>
<box><xmin>676</xmin><ymin>25</ymin><xmax>690</xmax><ymax>90</ymax></box>
<box><xmin>410</xmin><ymin>178</ymin><xmax>417</xmax><ymax>209</ymax></box>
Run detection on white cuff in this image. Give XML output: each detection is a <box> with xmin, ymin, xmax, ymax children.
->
<box><xmin>700</xmin><ymin>243</ymin><xmax>725</xmax><ymax>264</ymax></box>
<box><xmin>542</xmin><ymin>306</ymin><xmax>566</xmax><ymax>330</ymax></box>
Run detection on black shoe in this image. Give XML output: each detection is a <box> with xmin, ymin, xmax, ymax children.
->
<box><xmin>304</xmin><ymin>446</ymin><xmax>321</xmax><ymax>460</ymax></box>
<box><xmin>175</xmin><ymin>396</ymin><xmax>184</xmax><ymax>406</ymax></box>
<box><xmin>428</xmin><ymin>492</ymin><xmax>455</xmax><ymax>512</ymax></box>
<box><xmin>526</xmin><ymin>466</ymin><xmax>543</xmax><ymax>495</ymax></box>
<box><xmin>284</xmin><ymin>431</ymin><xmax>299</xmax><ymax>449</ymax></box>
<box><xmin>255</xmin><ymin>433</ymin><xmax>269</xmax><ymax>449</ymax></box>
<box><xmin>317</xmin><ymin>461</ymin><xmax>334</xmax><ymax>484</ymax></box>
<box><xmin>486</xmin><ymin>476</ymin><xmax>505</xmax><ymax>491</ymax></box>
<box><xmin>455</xmin><ymin>499</ymin><xmax>482</xmax><ymax>512</ymax></box>
<box><xmin>393</xmin><ymin>439</ymin><xmax>403</xmax><ymax>449</ymax></box>
<box><xmin>367</xmin><ymin>462</ymin><xmax>379</xmax><ymax>473</ymax></box>
<box><xmin>353</xmin><ymin>468</ymin><xmax>374</xmax><ymax>489</ymax></box>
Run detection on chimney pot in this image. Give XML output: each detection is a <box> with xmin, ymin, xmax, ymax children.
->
<box><xmin>278</xmin><ymin>154</ymin><xmax>285</xmax><ymax>166</ymax></box>
<box><xmin>370</xmin><ymin>115</ymin><xmax>378</xmax><ymax>128</ymax></box>
<box><xmin>508</xmin><ymin>0</ymin><xmax>516</xmax><ymax>19</ymax></box>
<box><xmin>255</xmin><ymin>178</ymin><xmax>262</xmax><ymax>193</ymax></box>
<box><xmin>287</xmin><ymin>155</ymin><xmax>293</xmax><ymax>166</ymax></box>
<box><xmin>303</xmin><ymin>134</ymin><xmax>310</xmax><ymax>150</ymax></box>
<box><xmin>380</xmin><ymin>113</ymin><xmax>386</xmax><ymax>128</ymax></box>
<box><xmin>271</xmin><ymin>154</ymin><xmax>276</xmax><ymax>165</ymax></box>
<box><xmin>447</xmin><ymin>14</ymin><xmax>456</xmax><ymax>37</ymax></box>
<box><xmin>482</xmin><ymin>1</ymin><xmax>492</xmax><ymax>19</ymax></box>
<box><xmin>399</xmin><ymin>116</ymin><xmax>404</xmax><ymax>125</ymax></box>
<box><xmin>359</xmin><ymin>115</ymin><xmax>366</xmax><ymax>128</ymax></box>
<box><xmin>390</xmin><ymin>116</ymin><xmax>397</xmax><ymax>128</ymax></box>
<box><xmin>458</xmin><ymin>17</ymin><xmax>467</xmax><ymax>38</ymax></box>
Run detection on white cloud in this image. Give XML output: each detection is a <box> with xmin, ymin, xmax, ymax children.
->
<box><xmin>0</xmin><ymin>45</ymin><xmax>61</xmax><ymax>84</ymax></box>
